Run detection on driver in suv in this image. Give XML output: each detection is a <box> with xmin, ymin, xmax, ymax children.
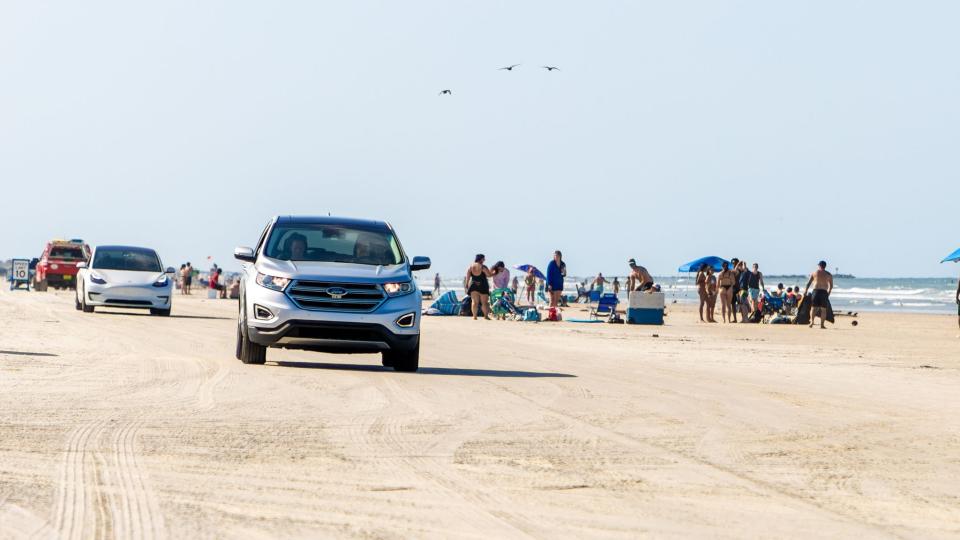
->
<box><xmin>234</xmin><ymin>216</ymin><xmax>430</xmax><ymax>372</ymax></box>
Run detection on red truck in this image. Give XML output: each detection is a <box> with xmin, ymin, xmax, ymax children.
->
<box><xmin>34</xmin><ymin>239</ymin><xmax>91</xmax><ymax>291</ymax></box>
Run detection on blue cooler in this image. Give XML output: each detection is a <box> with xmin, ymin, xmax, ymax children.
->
<box><xmin>627</xmin><ymin>291</ymin><xmax>665</xmax><ymax>325</ymax></box>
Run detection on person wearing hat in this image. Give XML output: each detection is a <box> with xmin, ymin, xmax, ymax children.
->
<box><xmin>627</xmin><ymin>258</ymin><xmax>654</xmax><ymax>292</ymax></box>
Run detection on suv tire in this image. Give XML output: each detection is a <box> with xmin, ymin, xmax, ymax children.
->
<box><xmin>237</xmin><ymin>303</ymin><xmax>266</xmax><ymax>365</ymax></box>
<box><xmin>81</xmin><ymin>294</ymin><xmax>94</xmax><ymax>313</ymax></box>
<box><xmin>383</xmin><ymin>341</ymin><xmax>419</xmax><ymax>372</ymax></box>
<box><xmin>150</xmin><ymin>308</ymin><xmax>171</xmax><ymax>316</ymax></box>
<box><xmin>75</xmin><ymin>293</ymin><xmax>82</xmax><ymax>311</ymax></box>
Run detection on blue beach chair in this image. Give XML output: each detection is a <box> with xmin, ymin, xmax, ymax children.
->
<box><xmin>590</xmin><ymin>293</ymin><xmax>619</xmax><ymax>320</ymax></box>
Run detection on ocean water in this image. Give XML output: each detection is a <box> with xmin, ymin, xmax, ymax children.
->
<box><xmin>419</xmin><ymin>276</ymin><xmax>960</xmax><ymax>315</ymax></box>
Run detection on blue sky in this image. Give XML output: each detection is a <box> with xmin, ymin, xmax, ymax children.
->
<box><xmin>2</xmin><ymin>1</ymin><xmax>958</xmax><ymax>278</ymax></box>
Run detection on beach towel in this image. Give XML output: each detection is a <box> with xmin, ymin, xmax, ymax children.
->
<box><xmin>429</xmin><ymin>291</ymin><xmax>460</xmax><ymax>316</ymax></box>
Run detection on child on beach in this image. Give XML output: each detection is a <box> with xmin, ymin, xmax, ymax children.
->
<box><xmin>524</xmin><ymin>269</ymin><xmax>536</xmax><ymax>305</ymax></box>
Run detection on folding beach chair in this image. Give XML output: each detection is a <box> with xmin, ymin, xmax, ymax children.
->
<box><xmin>589</xmin><ymin>293</ymin><xmax>619</xmax><ymax>320</ymax></box>
<box><xmin>490</xmin><ymin>288</ymin><xmax>519</xmax><ymax>319</ymax></box>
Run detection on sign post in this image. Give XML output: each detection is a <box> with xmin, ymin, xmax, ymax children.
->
<box><xmin>9</xmin><ymin>259</ymin><xmax>31</xmax><ymax>291</ymax></box>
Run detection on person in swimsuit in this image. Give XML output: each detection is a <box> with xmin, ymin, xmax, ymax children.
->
<box><xmin>729</xmin><ymin>258</ymin><xmax>741</xmax><ymax>322</ymax></box>
<box><xmin>594</xmin><ymin>273</ymin><xmax>607</xmax><ymax>295</ymax></box>
<box><xmin>524</xmin><ymin>269</ymin><xmax>536</xmax><ymax>304</ymax></box>
<box><xmin>627</xmin><ymin>259</ymin><xmax>654</xmax><ymax>291</ymax></box>
<box><xmin>748</xmin><ymin>263</ymin><xmax>765</xmax><ymax>311</ymax></box>
<box><xmin>465</xmin><ymin>254</ymin><xmax>494</xmax><ymax>320</ymax></box>
<box><xmin>612</xmin><ymin>277</ymin><xmax>620</xmax><ymax>295</ymax></box>
<box><xmin>546</xmin><ymin>250</ymin><xmax>566</xmax><ymax>308</ymax></box>
<box><xmin>803</xmin><ymin>260</ymin><xmax>834</xmax><ymax>329</ymax></box>
<box><xmin>695</xmin><ymin>263</ymin><xmax>708</xmax><ymax>322</ymax></box>
<box><xmin>706</xmin><ymin>266</ymin><xmax>718</xmax><ymax>323</ymax></box>
<box><xmin>184</xmin><ymin>262</ymin><xmax>193</xmax><ymax>294</ymax></box>
<box><xmin>717</xmin><ymin>261</ymin><xmax>736</xmax><ymax>323</ymax></box>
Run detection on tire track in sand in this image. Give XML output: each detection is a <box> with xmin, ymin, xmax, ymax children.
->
<box><xmin>51</xmin><ymin>418</ymin><xmax>110</xmax><ymax>540</ymax></box>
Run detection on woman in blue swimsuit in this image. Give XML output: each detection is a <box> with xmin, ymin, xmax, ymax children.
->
<box><xmin>546</xmin><ymin>250</ymin><xmax>566</xmax><ymax>308</ymax></box>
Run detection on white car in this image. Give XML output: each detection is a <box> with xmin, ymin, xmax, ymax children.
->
<box><xmin>75</xmin><ymin>245</ymin><xmax>175</xmax><ymax>316</ymax></box>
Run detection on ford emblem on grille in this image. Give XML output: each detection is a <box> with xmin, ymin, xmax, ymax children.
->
<box><xmin>326</xmin><ymin>287</ymin><xmax>348</xmax><ymax>299</ymax></box>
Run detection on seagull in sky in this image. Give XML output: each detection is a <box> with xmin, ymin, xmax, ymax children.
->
<box><xmin>542</xmin><ymin>66</ymin><xmax>560</xmax><ymax>71</ymax></box>
<box><xmin>499</xmin><ymin>64</ymin><xmax>521</xmax><ymax>71</ymax></box>
<box><xmin>438</xmin><ymin>89</ymin><xmax>452</xmax><ymax>95</ymax></box>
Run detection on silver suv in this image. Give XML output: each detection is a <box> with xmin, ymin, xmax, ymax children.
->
<box><xmin>233</xmin><ymin>216</ymin><xmax>430</xmax><ymax>372</ymax></box>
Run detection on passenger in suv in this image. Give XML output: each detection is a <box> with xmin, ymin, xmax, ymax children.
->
<box><xmin>234</xmin><ymin>216</ymin><xmax>431</xmax><ymax>371</ymax></box>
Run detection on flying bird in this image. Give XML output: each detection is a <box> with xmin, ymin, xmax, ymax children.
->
<box><xmin>542</xmin><ymin>66</ymin><xmax>560</xmax><ymax>71</ymax></box>
<box><xmin>438</xmin><ymin>89</ymin><xmax>452</xmax><ymax>95</ymax></box>
<box><xmin>499</xmin><ymin>64</ymin><xmax>521</xmax><ymax>71</ymax></box>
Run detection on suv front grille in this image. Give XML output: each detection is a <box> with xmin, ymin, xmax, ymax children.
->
<box><xmin>286</xmin><ymin>280</ymin><xmax>385</xmax><ymax>312</ymax></box>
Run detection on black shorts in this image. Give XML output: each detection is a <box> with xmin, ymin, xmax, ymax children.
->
<box><xmin>638</xmin><ymin>282</ymin><xmax>654</xmax><ymax>292</ymax></box>
<box><xmin>812</xmin><ymin>289</ymin><xmax>830</xmax><ymax>308</ymax></box>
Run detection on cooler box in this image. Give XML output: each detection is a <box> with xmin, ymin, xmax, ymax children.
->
<box><xmin>627</xmin><ymin>292</ymin><xmax>665</xmax><ymax>325</ymax></box>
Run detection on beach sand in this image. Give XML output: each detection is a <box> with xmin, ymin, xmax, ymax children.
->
<box><xmin>0</xmin><ymin>288</ymin><xmax>958</xmax><ymax>538</ymax></box>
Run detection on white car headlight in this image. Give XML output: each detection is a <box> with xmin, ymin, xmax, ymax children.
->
<box><xmin>256</xmin><ymin>272</ymin><xmax>290</xmax><ymax>291</ymax></box>
<box><xmin>383</xmin><ymin>281</ymin><xmax>414</xmax><ymax>297</ymax></box>
<box><xmin>152</xmin><ymin>275</ymin><xmax>170</xmax><ymax>288</ymax></box>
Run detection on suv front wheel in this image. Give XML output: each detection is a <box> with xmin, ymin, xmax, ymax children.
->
<box><xmin>236</xmin><ymin>301</ymin><xmax>266</xmax><ymax>365</ymax></box>
<box><xmin>382</xmin><ymin>341</ymin><xmax>419</xmax><ymax>372</ymax></box>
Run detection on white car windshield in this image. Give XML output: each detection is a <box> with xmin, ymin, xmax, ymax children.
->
<box><xmin>264</xmin><ymin>225</ymin><xmax>403</xmax><ymax>265</ymax></box>
<box><xmin>92</xmin><ymin>248</ymin><xmax>162</xmax><ymax>272</ymax></box>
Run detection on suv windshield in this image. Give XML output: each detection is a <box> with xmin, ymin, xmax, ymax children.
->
<box><xmin>264</xmin><ymin>224</ymin><xmax>403</xmax><ymax>265</ymax></box>
<box><xmin>92</xmin><ymin>248</ymin><xmax>162</xmax><ymax>272</ymax></box>
<box><xmin>50</xmin><ymin>247</ymin><xmax>85</xmax><ymax>260</ymax></box>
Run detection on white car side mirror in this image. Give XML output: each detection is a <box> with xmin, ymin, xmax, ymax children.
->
<box><xmin>76</xmin><ymin>262</ymin><xmax>87</xmax><ymax>269</ymax></box>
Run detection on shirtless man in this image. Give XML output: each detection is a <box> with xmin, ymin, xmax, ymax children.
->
<box><xmin>803</xmin><ymin>260</ymin><xmax>834</xmax><ymax>329</ymax></box>
<box><xmin>627</xmin><ymin>259</ymin><xmax>654</xmax><ymax>292</ymax></box>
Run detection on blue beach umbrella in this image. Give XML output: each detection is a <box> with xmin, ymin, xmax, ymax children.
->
<box><xmin>677</xmin><ymin>256</ymin><xmax>729</xmax><ymax>273</ymax></box>
<box><xmin>941</xmin><ymin>247</ymin><xmax>960</xmax><ymax>263</ymax></box>
<box><xmin>514</xmin><ymin>264</ymin><xmax>546</xmax><ymax>280</ymax></box>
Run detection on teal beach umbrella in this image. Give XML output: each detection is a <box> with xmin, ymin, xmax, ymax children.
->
<box><xmin>941</xmin><ymin>248</ymin><xmax>960</xmax><ymax>263</ymax></box>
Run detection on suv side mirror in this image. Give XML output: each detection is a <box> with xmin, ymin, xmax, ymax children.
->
<box><xmin>165</xmin><ymin>267</ymin><xmax>176</xmax><ymax>274</ymax></box>
<box><xmin>234</xmin><ymin>246</ymin><xmax>256</xmax><ymax>263</ymax></box>
<box><xmin>410</xmin><ymin>256</ymin><xmax>431</xmax><ymax>271</ymax></box>
<box><xmin>76</xmin><ymin>262</ymin><xmax>87</xmax><ymax>269</ymax></box>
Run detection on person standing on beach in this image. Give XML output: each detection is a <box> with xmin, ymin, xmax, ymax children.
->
<box><xmin>179</xmin><ymin>264</ymin><xmax>187</xmax><ymax>295</ymax></box>
<box><xmin>733</xmin><ymin>259</ymin><xmax>748</xmax><ymax>322</ymax></box>
<box><xmin>803</xmin><ymin>261</ymin><xmax>834</xmax><ymax>329</ymax></box>
<box><xmin>465</xmin><ymin>254</ymin><xmax>493</xmax><ymax>320</ymax></box>
<box><xmin>594</xmin><ymin>273</ymin><xmax>607</xmax><ymax>295</ymax></box>
<box><xmin>546</xmin><ymin>251</ymin><xmax>566</xmax><ymax>308</ymax></box>
<box><xmin>524</xmin><ymin>269</ymin><xmax>536</xmax><ymax>304</ymax></box>
<box><xmin>433</xmin><ymin>273</ymin><xmax>441</xmax><ymax>296</ymax></box>
<box><xmin>510</xmin><ymin>276</ymin><xmax>519</xmax><ymax>297</ymax></box>
<box><xmin>706</xmin><ymin>266</ymin><xmax>718</xmax><ymax>323</ymax></box>
<box><xmin>491</xmin><ymin>261</ymin><xmax>510</xmax><ymax>290</ymax></box>
<box><xmin>717</xmin><ymin>261</ymin><xmax>736</xmax><ymax>323</ymax></box>
<box><xmin>696</xmin><ymin>263</ymin><xmax>708</xmax><ymax>322</ymax></box>
<box><xmin>748</xmin><ymin>263</ymin><xmax>765</xmax><ymax>311</ymax></box>
<box><xmin>184</xmin><ymin>262</ymin><xmax>193</xmax><ymax>294</ymax></box>
<box><xmin>612</xmin><ymin>277</ymin><xmax>620</xmax><ymax>295</ymax></box>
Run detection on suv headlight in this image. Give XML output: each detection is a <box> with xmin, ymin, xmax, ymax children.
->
<box><xmin>152</xmin><ymin>275</ymin><xmax>170</xmax><ymax>287</ymax></box>
<box><xmin>90</xmin><ymin>272</ymin><xmax>107</xmax><ymax>285</ymax></box>
<box><xmin>256</xmin><ymin>272</ymin><xmax>290</xmax><ymax>291</ymax></box>
<box><xmin>383</xmin><ymin>281</ymin><xmax>414</xmax><ymax>297</ymax></box>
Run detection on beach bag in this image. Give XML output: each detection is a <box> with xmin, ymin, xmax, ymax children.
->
<box><xmin>547</xmin><ymin>307</ymin><xmax>562</xmax><ymax>322</ymax></box>
<box><xmin>459</xmin><ymin>297</ymin><xmax>472</xmax><ymax>316</ymax></box>
<box><xmin>522</xmin><ymin>308</ymin><xmax>540</xmax><ymax>322</ymax></box>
